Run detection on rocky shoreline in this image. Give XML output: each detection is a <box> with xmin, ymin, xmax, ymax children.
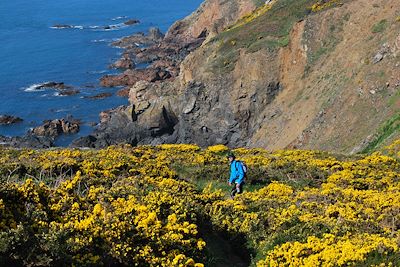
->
<box><xmin>66</xmin><ymin>0</ymin><xmax>259</xmax><ymax>149</ymax></box>
<box><xmin>1</xmin><ymin>0</ymin><xmax>259</xmax><ymax>149</ymax></box>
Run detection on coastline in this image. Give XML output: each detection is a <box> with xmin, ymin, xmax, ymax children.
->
<box><xmin>0</xmin><ymin>1</ymin><xmax>207</xmax><ymax>149</ymax></box>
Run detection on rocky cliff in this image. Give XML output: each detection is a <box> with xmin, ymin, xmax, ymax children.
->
<box><xmin>74</xmin><ymin>0</ymin><xmax>400</xmax><ymax>153</ymax></box>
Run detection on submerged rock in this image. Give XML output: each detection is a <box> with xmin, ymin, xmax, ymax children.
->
<box><xmin>84</xmin><ymin>92</ymin><xmax>113</xmax><ymax>100</ymax></box>
<box><xmin>35</xmin><ymin>82</ymin><xmax>74</xmax><ymax>90</ymax></box>
<box><xmin>0</xmin><ymin>115</ymin><xmax>23</xmax><ymax>125</ymax></box>
<box><xmin>52</xmin><ymin>24</ymin><xmax>73</xmax><ymax>29</ymax></box>
<box><xmin>123</xmin><ymin>19</ymin><xmax>140</xmax><ymax>25</ymax></box>
<box><xmin>58</xmin><ymin>89</ymin><xmax>80</xmax><ymax>96</ymax></box>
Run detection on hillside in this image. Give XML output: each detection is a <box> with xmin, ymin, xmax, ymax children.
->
<box><xmin>78</xmin><ymin>0</ymin><xmax>400</xmax><ymax>154</ymax></box>
<box><xmin>1</xmin><ymin>142</ymin><xmax>400</xmax><ymax>266</ymax></box>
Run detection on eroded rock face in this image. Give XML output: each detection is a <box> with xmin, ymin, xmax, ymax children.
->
<box><xmin>0</xmin><ymin>115</ymin><xmax>23</xmax><ymax>125</ymax></box>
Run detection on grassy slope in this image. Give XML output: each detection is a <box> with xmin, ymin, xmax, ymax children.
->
<box><xmin>207</xmin><ymin>0</ymin><xmax>317</xmax><ymax>72</ymax></box>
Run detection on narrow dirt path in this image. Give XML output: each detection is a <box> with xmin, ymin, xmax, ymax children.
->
<box><xmin>199</xmin><ymin>224</ymin><xmax>251</xmax><ymax>267</ymax></box>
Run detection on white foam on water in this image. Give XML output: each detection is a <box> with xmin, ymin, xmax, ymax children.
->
<box><xmin>50</xmin><ymin>25</ymin><xmax>84</xmax><ymax>30</ymax></box>
<box><xmin>23</xmin><ymin>83</ymin><xmax>48</xmax><ymax>92</ymax></box>
<box><xmin>53</xmin><ymin>108</ymin><xmax>71</xmax><ymax>113</ymax></box>
<box><xmin>53</xmin><ymin>92</ymin><xmax>67</xmax><ymax>97</ymax></box>
<box><xmin>88</xmin><ymin>70</ymin><xmax>108</xmax><ymax>74</ymax></box>
<box><xmin>91</xmin><ymin>39</ymin><xmax>109</xmax><ymax>43</ymax></box>
<box><xmin>111</xmin><ymin>16</ymin><xmax>128</xmax><ymax>21</ymax></box>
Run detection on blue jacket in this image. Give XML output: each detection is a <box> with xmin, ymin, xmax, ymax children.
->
<box><xmin>229</xmin><ymin>160</ymin><xmax>245</xmax><ymax>184</ymax></box>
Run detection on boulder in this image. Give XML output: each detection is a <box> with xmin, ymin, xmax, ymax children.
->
<box><xmin>30</xmin><ymin>119</ymin><xmax>80</xmax><ymax>137</ymax></box>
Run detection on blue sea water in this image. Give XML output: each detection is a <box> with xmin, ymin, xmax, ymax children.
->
<box><xmin>0</xmin><ymin>0</ymin><xmax>202</xmax><ymax>145</ymax></box>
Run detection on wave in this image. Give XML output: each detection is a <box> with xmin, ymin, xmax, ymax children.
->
<box><xmin>51</xmin><ymin>22</ymin><xmax>135</xmax><ymax>32</ymax></box>
<box><xmin>88</xmin><ymin>25</ymin><xmax>102</xmax><ymax>29</ymax></box>
<box><xmin>91</xmin><ymin>38</ymin><xmax>120</xmax><ymax>43</ymax></box>
<box><xmin>111</xmin><ymin>16</ymin><xmax>128</xmax><ymax>21</ymax></box>
<box><xmin>52</xmin><ymin>92</ymin><xmax>67</xmax><ymax>97</ymax></box>
<box><xmin>91</xmin><ymin>39</ymin><xmax>110</xmax><ymax>43</ymax></box>
<box><xmin>88</xmin><ymin>70</ymin><xmax>108</xmax><ymax>74</ymax></box>
<box><xmin>50</xmin><ymin>25</ymin><xmax>84</xmax><ymax>30</ymax></box>
<box><xmin>52</xmin><ymin>108</ymin><xmax>71</xmax><ymax>113</ymax></box>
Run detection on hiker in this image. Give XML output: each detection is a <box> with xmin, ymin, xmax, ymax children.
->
<box><xmin>227</xmin><ymin>152</ymin><xmax>245</xmax><ymax>198</ymax></box>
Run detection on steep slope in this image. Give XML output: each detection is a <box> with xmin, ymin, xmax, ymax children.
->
<box><xmin>179</xmin><ymin>0</ymin><xmax>400</xmax><ymax>153</ymax></box>
<box><xmin>78</xmin><ymin>0</ymin><xmax>400</xmax><ymax>153</ymax></box>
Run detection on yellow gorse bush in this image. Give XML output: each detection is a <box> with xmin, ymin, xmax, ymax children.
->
<box><xmin>311</xmin><ymin>0</ymin><xmax>342</xmax><ymax>12</ymax></box>
<box><xmin>1</xmin><ymin>142</ymin><xmax>400</xmax><ymax>266</ymax></box>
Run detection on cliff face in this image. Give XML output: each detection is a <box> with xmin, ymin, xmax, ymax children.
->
<box><xmin>78</xmin><ymin>0</ymin><xmax>400</xmax><ymax>153</ymax></box>
<box><xmin>166</xmin><ymin>0</ymin><xmax>257</xmax><ymax>41</ymax></box>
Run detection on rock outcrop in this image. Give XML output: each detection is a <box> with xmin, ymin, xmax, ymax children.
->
<box><xmin>0</xmin><ymin>115</ymin><xmax>23</xmax><ymax>125</ymax></box>
<box><xmin>30</xmin><ymin>119</ymin><xmax>80</xmax><ymax>138</ymax></box>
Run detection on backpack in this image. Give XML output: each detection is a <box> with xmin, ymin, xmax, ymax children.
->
<box><xmin>235</xmin><ymin>160</ymin><xmax>247</xmax><ymax>176</ymax></box>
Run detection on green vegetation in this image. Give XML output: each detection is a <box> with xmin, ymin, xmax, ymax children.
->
<box><xmin>252</xmin><ymin>0</ymin><xmax>267</xmax><ymax>8</ymax></box>
<box><xmin>362</xmin><ymin>113</ymin><xmax>400</xmax><ymax>153</ymax></box>
<box><xmin>371</xmin><ymin>19</ymin><xmax>388</xmax><ymax>33</ymax></box>
<box><xmin>388</xmin><ymin>88</ymin><xmax>400</xmax><ymax>106</ymax></box>
<box><xmin>208</xmin><ymin>0</ymin><xmax>317</xmax><ymax>73</ymax></box>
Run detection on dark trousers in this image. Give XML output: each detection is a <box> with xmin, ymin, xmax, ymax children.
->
<box><xmin>230</xmin><ymin>183</ymin><xmax>243</xmax><ymax>198</ymax></box>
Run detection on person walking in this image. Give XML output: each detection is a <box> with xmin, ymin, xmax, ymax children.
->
<box><xmin>227</xmin><ymin>152</ymin><xmax>245</xmax><ymax>198</ymax></box>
